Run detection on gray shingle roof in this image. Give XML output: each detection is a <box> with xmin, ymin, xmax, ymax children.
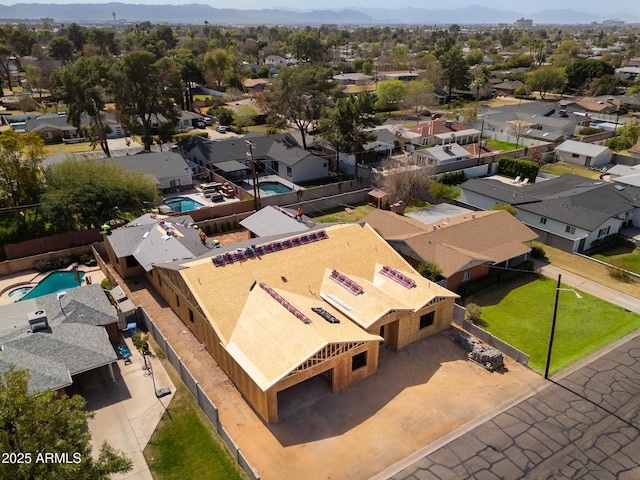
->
<box><xmin>108</xmin><ymin>151</ymin><xmax>190</xmax><ymax>183</ymax></box>
<box><xmin>0</xmin><ymin>284</ymin><xmax>119</xmax><ymax>393</ymax></box>
<box><xmin>106</xmin><ymin>213</ymin><xmax>208</xmax><ymax>271</ymax></box>
<box><xmin>240</xmin><ymin>206</ymin><xmax>312</xmax><ymax>237</ymax></box>
<box><xmin>462</xmin><ymin>174</ymin><xmax>640</xmax><ymax>230</ymax></box>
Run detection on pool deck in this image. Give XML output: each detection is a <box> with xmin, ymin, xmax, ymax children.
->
<box><xmin>0</xmin><ymin>264</ymin><xmax>106</xmax><ymax>306</ymax></box>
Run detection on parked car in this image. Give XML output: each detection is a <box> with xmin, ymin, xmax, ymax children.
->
<box><xmin>431</xmin><ymin>113</ymin><xmax>443</xmax><ymax>120</ymax></box>
<box><xmin>216</xmin><ymin>125</ymin><xmax>229</xmax><ymax>133</ymax></box>
<box><xmin>203</xmin><ymin>116</ymin><xmax>213</xmax><ymax>125</ymax></box>
<box><xmin>195</xmin><ymin>121</ymin><xmax>206</xmax><ymax>129</ymax></box>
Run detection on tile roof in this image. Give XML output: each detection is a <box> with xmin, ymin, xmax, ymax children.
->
<box><xmin>406</xmin><ymin>119</ymin><xmax>477</xmax><ymax>138</ymax></box>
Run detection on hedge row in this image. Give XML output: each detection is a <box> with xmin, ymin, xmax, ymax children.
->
<box><xmin>497</xmin><ymin>157</ymin><xmax>539</xmax><ymax>181</ymax></box>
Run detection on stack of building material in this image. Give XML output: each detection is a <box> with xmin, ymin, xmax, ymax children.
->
<box><xmin>455</xmin><ymin>331</ymin><xmax>504</xmax><ymax>372</ymax></box>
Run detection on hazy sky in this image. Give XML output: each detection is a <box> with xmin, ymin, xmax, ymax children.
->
<box><xmin>1</xmin><ymin>0</ymin><xmax>639</xmax><ymax>14</ymax></box>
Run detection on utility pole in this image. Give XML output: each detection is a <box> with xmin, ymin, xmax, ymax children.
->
<box><xmin>477</xmin><ymin>119</ymin><xmax>485</xmax><ymax>167</ymax></box>
<box><xmin>246</xmin><ymin>140</ymin><xmax>261</xmax><ymax>211</ymax></box>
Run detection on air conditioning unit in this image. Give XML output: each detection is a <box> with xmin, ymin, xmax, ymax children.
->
<box><xmin>28</xmin><ymin>310</ymin><xmax>49</xmax><ymax>332</ymax></box>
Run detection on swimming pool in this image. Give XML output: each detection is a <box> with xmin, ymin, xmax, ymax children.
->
<box><xmin>19</xmin><ymin>271</ymin><xmax>85</xmax><ymax>301</ymax></box>
<box><xmin>258</xmin><ymin>181</ymin><xmax>293</xmax><ymax>195</ymax></box>
<box><xmin>163</xmin><ymin>196</ymin><xmax>205</xmax><ymax>213</ymax></box>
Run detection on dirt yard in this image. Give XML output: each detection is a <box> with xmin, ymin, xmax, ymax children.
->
<box><xmin>120</xmin><ymin>264</ymin><xmax>542</xmax><ymax>480</ymax></box>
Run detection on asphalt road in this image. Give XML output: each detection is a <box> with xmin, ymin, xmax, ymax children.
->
<box><xmin>379</xmin><ymin>278</ymin><xmax>640</xmax><ymax>480</ymax></box>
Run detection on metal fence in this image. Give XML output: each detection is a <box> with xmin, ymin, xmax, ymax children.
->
<box><xmin>452</xmin><ymin>304</ymin><xmax>530</xmax><ymax>366</ymax></box>
<box><xmin>137</xmin><ymin>306</ymin><xmax>260</xmax><ymax>480</ymax></box>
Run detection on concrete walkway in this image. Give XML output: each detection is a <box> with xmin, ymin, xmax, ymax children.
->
<box><xmin>534</xmin><ymin>260</ymin><xmax>640</xmax><ymax>314</ymax></box>
<box><xmin>71</xmin><ymin>335</ymin><xmax>175</xmax><ymax>480</ymax></box>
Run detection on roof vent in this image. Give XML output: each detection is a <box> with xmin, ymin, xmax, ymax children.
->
<box><xmin>27</xmin><ymin>310</ymin><xmax>49</xmax><ymax>332</ymax></box>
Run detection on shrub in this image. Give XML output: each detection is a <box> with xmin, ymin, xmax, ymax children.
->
<box><xmin>608</xmin><ymin>266</ymin><xmax>631</xmax><ymax>282</ymax></box>
<box><xmin>154</xmin><ymin>346</ymin><xmax>166</xmax><ymax>359</ymax></box>
<box><xmin>465</xmin><ymin>303</ymin><xmax>483</xmax><ymax>325</ymax></box>
<box><xmin>530</xmin><ymin>245</ymin><xmax>546</xmax><ymax>259</ymax></box>
<box><xmin>497</xmin><ymin>157</ymin><xmax>539</xmax><ymax>181</ymax></box>
<box><xmin>578</xmin><ymin>126</ymin><xmax>604</xmax><ymax>136</ymax></box>
<box><xmin>492</xmin><ymin>203</ymin><xmax>518</xmax><ymax>216</ymax></box>
<box><xmin>100</xmin><ymin>278</ymin><xmax>114</xmax><ymax>291</ymax></box>
<box><xmin>132</xmin><ymin>330</ymin><xmax>149</xmax><ymax>352</ymax></box>
<box><xmin>417</xmin><ymin>261</ymin><xmax>442</xmax><ymax>281</ymax></box>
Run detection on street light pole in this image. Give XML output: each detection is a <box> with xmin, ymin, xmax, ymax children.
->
<box><xmin>246</xmin><ymin>140</ymin><xmax>261</xmax><ymax>211</ymax></box>
<box><xmin>544</xmin><ymin>274</ymin><xmax>582</xmax><ymax>379</ymax></box>
<box><xmin>544</xmin><ymin>275</ymin><xmax>562</xmax><ymax>380</ymax></box>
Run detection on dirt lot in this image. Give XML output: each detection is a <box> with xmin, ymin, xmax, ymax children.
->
<box><xmin>120</xmin><ymin>259</ymin><xmax>542</xmax><ymax>480</ymax></box>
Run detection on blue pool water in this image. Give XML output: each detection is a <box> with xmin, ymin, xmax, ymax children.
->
<box><xmin>164</xmin><ymin>196</ymin><xmax>204</xmax><ymax>213</ymax></box>
<box><xmin>258</xmin><ymin>181</ymin><xmax>293</xmax><ymax>195</ymax></box>
<box><xmin>19</xmin><ymin>271</ymin><xmax>85</xmax><ymax>301</ymax></box>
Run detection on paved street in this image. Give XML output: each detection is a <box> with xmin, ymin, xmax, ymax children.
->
<box><xmin>382</xmin><ymin>329</ymin><xmax>640</xmax><ymax>479</ymax></box>
<box><xmin>377</xmin><ymin>262</ymin><xmax>640</xmax><ymax>479</ymax></box>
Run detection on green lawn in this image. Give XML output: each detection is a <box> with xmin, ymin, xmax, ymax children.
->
<box><xmin>311</xmin><ymin>204</ymin><xmax>374</xmax><ymax>223</ymax></box>
<box><xmin>592</xmin><ymin>242</ymin><xmax>640</xmax><ymax>275</ymax></box>
<box><xmin>468</xmin><ymin>275</ymin><xmax>640</xmax><ymax>376</ymax></box>
<box><xmin>540</xmin><ymin>161</ymin><xmax>600</xmax><ymax>179</ymax></box>
<box><xmin>485</xmin><ymin>139</ymin><xmax>520</xmax><ymax>152</ymax></box>
<box><xmin>144</xmin><ymin>365</ymin><xmax>246</xmax><ymax>480</ymax></box>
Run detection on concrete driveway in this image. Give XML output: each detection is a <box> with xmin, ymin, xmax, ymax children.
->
<box><xmin>70</xmin><ymin>336</ymin><xmax>175</xmax><ymax>480</ymax></box>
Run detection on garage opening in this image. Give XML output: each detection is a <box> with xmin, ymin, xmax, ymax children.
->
<box><xmin>277</xmin><ymin>370</ymin><xmax>332</xmax><ymax>420</ymax></box>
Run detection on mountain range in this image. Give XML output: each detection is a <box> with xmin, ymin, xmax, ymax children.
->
<box><xmin>0</xmin><ymin>3</ymin><xmax>636</xmax><ymax>25</ymax></box>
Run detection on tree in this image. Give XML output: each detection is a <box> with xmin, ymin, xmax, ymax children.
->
<box><xmin>263</xmin><ymin>64</ymin><xmax>334</xmax><ymax>149</ymax></box>
<box><xmin>565</xmin><ymin>59</ymin><xmax>615</xmax><ymax>91</ymax></box>
<box><xmin>0</xmin><ymin>130</ymin><xmax>44</xmax><ymax>209</ymax></box>
<box><xmin>404</xmin><ymin>79</ymin><xmax>434</xmax><ymax>121</ymax></box>
<box><xmin>23</xmin><ymin>65</ymin><xmax>45</xmax><ymax>100</ymax></box>
<box><xmin>51</xmin><ymin>56</ymin><xmax>114</xmax><ymax>157</ymax></box>
<box><xmin>0</xmin><ymin>367</ymin><xmax>133</xmax><ymax>480</ymax></box>
<box><xmin>439</xmin><ymin>45</ymin><xmax>470</xmax><ymax>98</ymax></box>
<box><xmin>375</xmin><ymin>79</ymin><xmax>407</xmax><ymax>111</ymax></box>
<box><xmin>47</xmin><ymin>36</ymin><xmax>74</xmax><ymax>65</ymax></box>
<box><xmin>41</xmin><ymin>158</ymin><xmax>158</xmax><ymax>230</ymax></box>
<box><xmin>233</xmin><ymin>104</ymin><xmax>258</xmax><ymax>132</ymax></box>
<box><xmin>429</xmin><ymin>182</ymin><xmax>457</xmax><ymax>202</ymax></box>
<box><xmin>0</xmin><ymin>24</ymin><xmax>34</xmax><ymax>91</ymax></box>
<box><xmin>110</xmin><ymin>51</ymin><xmax>180</xmax><ymax>151</ymax></box>
<box><xmin>525</xmin><ymin>66</ymin><xmax>567</xmax><ymax>99</ymax></box>
<box><xmin>507</xmin><ymin>120</ymin><xmax>529</xmax><ymax>148</ymax></box>
<box><xmin>289</xmin><ymin>30</ymin><xmax>326</xmax><ymax>63</ymax></box>
<box><xmin>203</xmin><ymin>48</ymin><xmax>233</xmax><ymax>90</ymax></box>
<box><xmin>616</xmin><ymin>120</ymin><xmax>640</xmax><ymax>144</ymax></box>
<box><xmin>333</xmin><ymin>93</ymin><xmax>384</xmax><ymax>178</ymax></box>
<box><xmin>66</xmin><ymin>22</ymin><xmax>86</xmax><ymax>52</ymax></box>
<box><xmin>606</xmin><ymin>136</ymin><xmax>633</xmax><ymax>152</ymax></box>
<box><xmin>375</xmin><ymin>159</ymin><xmax>431</xmax><ymax>204</ymax></box>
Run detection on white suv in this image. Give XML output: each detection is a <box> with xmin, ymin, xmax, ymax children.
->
<box><xmin>216</xmin><ymin>125</ymin><xmax>229</xmax><ymax>133</ymax></box>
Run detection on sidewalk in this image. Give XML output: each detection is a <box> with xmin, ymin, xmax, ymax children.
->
<box><xmin>534</xmin><ymin>260</ymin><xmax>640</xmax><ymax>314</ymax></box>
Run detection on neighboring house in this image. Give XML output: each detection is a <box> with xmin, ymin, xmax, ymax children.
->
<box><xmin>0</xmin><ymin>284</ymin><xmax>120</xmax><ymax>394</ymax></box>
<box><xmin>264</xmin><ymin>55</ymin><xmax>288</xmax><ymax>67</ymax></box>
<box><xmin>240</xmin><ymin>205</ymin><xmax>315</xmax><ymax>237</ymax></box>
<box><xmin>243</xmin><ymin>78</ymin><xmax>269</xmax><ymax>93</ymax></box>
<box><xmin>144</xmin><ymin>222</ymin><xmax>457</xmax><ymax>423</ymax></box>
<box><xmin>361</xmin><ymin>209</ymin><xmax>536</xmax><ymax>292</ymax></box>
<box><xmin>460</xmin><ymin>142</ymin><xmax>501</xmax><ymax>159</ymax></box>
<box><xmin>109</xmin><ymin>151</ymin><xmax>193</xmax><ymax>192</ymax></box>
<box><xmin>605</xmin><ymin>164</ymin><xmax>640</xmax><ymax>188</ymax></box>
<box><xmin>176</xmin><ymin>133</ymin><xmax>330</xmax><ymax>184</ymax></box>
<box><xmin>376</xmin><ymin>71</ymin><xmax>420</xmax><ymax>82</ymax></box>
<box><xmin>614</xmin><ymin>66</ymin><xmax>640</xmax><ymax>82</ymax></box>
<box><xmin>570</xmin><ymin>96</ymin><xmax>620</xmax><ymax>115</ymax></box>
<box><xmin>319</xmin><ymin>126</ymin><xmax>400</xmax><ymax>170</ymax></box>
<box><xmin>554</xmin><ymin>140</ymin><xmax>612</xmax><ymax>167</ymax></box>
<box><xmin>405</xmin><ymin>120</ymin><xmax>481</xmax><ymax>147</ymax></box>
<box><xmin>332</xmin><ymin>73</ymin><xmax>373</xmax><ymax>85</ymax></box>
<box><xmin>411</xmin><ymin>143</ymin><xmax>473</xmax><ymax>173</ymax></box>
<box><xmin>104</xmin><ymin>213</ymin><xmax>208</xmax><ymax>279</ymax></box>
<box><xmin>492</xmin><ymin>80</ymin><xmax>524</xmax><ymax>96</ymax></box>
<box><xmin>24</xmin><ymin>113</ymin><xmax>82</xmax><ymax>143</ymax></box>
<box><xmin>459</xmin><ymin>174</ymin><xmax>640</xmax><ymax>252</ymax></box>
